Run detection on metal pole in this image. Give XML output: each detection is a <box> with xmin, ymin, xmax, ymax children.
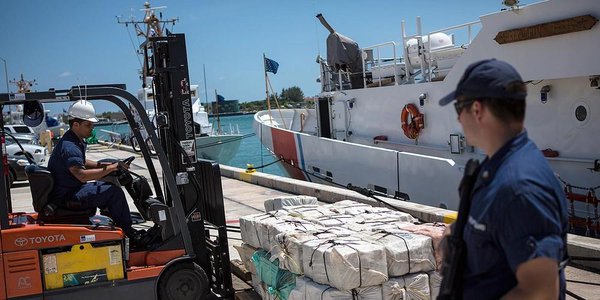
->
<box><xmin>0</xmin><ymin>57</ymin><xmax>8</xmax><ymax>93</ymax></box>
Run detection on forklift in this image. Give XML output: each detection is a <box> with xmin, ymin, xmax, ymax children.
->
<box><xmin>0</xmin><ymin>33</ymin><xmax>234</xmax><ymax>299</ymax></box>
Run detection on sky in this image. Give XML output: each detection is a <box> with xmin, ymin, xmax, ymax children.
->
<box><xmin>0</xmin><ymin>0</ymin><xmax>536</xmax><ymax>114</ymax></box>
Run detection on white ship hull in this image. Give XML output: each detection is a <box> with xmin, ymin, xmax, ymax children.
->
<box><xmin>195</xmin><ymin>134</ymin><xmax>242</xmax><ymax>164</ymax></box>
<box><xmin>255</xmin><ymin>0</ymin><xmax>600</xmax><ymax>213</ymax></box>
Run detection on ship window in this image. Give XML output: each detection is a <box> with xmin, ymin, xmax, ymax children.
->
<box><xmin>575</xmin><ymin>105</ymin><xmax>587</xmax><ymax>122</ymax></box>
<box><xmin>312</xmin><ymin>166</ymin><xmax>320</xmax><ymax>173</ymax></box>
<box><xmin>374</xmin><ymin>185</ymin><xmax>387</xmax><ymax>194</ymax></box>
<box><xmin>326</xmin><ymin>171</ymin><xmax>332</xmax><ymax>177</ymax></box>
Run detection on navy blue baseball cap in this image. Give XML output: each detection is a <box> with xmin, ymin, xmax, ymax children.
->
<box><xmin>439</xmin><ymin>59</ymin><xmax>526</xmax><ymax>106</ymax></box>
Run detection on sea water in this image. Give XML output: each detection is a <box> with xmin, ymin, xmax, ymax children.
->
<box><xmin>94</xmin><ymin>114</ymin><xmax>286</xmax><ymax>177</ymax></box>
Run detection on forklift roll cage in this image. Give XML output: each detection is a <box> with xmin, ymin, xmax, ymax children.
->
<box><xmin>0</xmin><ymin>84</ymin><xmax>233</xmax><ymax>298</ymax></box>
<box><xmin>0</xmin><ymin>86</ymin><xmax>193</xmax><ymax>250</ymax></box>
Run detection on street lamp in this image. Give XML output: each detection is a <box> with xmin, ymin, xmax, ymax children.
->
<box><xmin>0</xmin><ymin>57</ymin><xmax>8</xmax><ymax>93</ymax></box>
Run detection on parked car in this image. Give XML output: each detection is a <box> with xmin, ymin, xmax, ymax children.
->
<box><xmin>5</xmin><ymin>139</ymin><xmax>47</xmax><ymax>164</ymax></box>
<box><xmin>4</xmin><ymin>124</ymin><xmax>35</xmax><ymax>135</ymax></box>
<box><xmin>6</xmin><ymin>155</ymin><xmax>29</xmax><ymax>187</ymax></box>
<box><xmin>10</xmin><ymin>133</ymin><xmax>39</xmax><ymax>145</ymax></box>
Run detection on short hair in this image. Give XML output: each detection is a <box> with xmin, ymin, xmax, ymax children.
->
<box><xmin>68</xmin><ymin>118</ymin><xmax>84</xmax><ymax>127</ymax></box>
<box><xmin>479</xmin><ymin>81</ymin><xmax>527</xmax><ymax>123</ymax></box>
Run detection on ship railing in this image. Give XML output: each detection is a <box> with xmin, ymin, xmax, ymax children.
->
<box><xmin>361</xmin><ymin>41</ymin><xmax>404</xmax><ymax>88</ymax></box>
<box><xmin>317</xmin><ymin>56</ymin><xmax>356</xmax><ymax>92</ymax></box>
<box><xmin>317</xmin><ymin>18</ymin><xmax>480</xmax><ymax>92</ymax></box>
<box><xmin>425</xmin><ymin>20</ymin><xmax>481</xmax><ymax>82</ymax></box>
<box><xmin>211</xmin><ymin>123</ymin><xmax>240</xmax><ymax>136</ymax></box>
<box><xmin>401</xmin><ymin>17</ymin><xmax>481</xmax><ymax>83</ymax></box>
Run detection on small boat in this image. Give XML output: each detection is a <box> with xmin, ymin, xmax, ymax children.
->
<box><xmin>255</xmin><ymin>0</ymin><xmax>600</xmax><ymax>235</ymax></box>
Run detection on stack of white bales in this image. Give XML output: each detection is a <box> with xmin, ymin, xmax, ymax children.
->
<box><xmin>239</xmin><ymin>196</ymin><xmax>445</xmax><ymax>300</ymax></box>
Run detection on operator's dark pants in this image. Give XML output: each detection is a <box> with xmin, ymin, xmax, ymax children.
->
<box><xmin>73</xmin><ymin>181</ymin><xmax>132</xmax><ymax>232</ymax></box>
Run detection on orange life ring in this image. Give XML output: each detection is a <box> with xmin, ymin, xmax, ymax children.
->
<box><xmin>401</xmin><ymin>103</ymin><xmax>425</xmax><ymax>139</ymax></box>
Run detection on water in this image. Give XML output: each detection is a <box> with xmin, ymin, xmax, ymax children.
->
<box><xmin>94</xmin><ymin>114</ymin><xmax>286</xmax><ymax>177</ymax></box>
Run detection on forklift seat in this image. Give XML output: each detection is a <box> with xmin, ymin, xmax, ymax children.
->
<box><xmin>25</xmin><ymin>165</ymin><xmax>96</xmax><ymax>224</ymax></box>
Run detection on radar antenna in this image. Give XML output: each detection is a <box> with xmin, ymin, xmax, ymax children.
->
<box><xmin>10</xmin><ymin>74</ymin><xmax>37</xmax><ymax>93</ymax></box>
<box><xmin>116</xmin><ymin>2</ymin><xmax>179</xmax><ymax>88</ymax></box>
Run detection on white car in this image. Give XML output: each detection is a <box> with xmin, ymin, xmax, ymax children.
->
<box><xmin>4</xmin><ymin>124</ymin><xmax>35</xmax><ymax>135</ymax></box>
<box><xmin>5</xmin><ymin>139</ymin><xmax>47</xmax><ymax>165</ymax></box>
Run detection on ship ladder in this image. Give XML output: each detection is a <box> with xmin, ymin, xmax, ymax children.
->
<box><xmin>564</xmin><ymin>185</ymin><xmax>599</xmax><ymax>237</ymax></box>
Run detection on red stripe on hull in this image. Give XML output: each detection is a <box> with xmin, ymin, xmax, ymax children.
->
<box><xmin>271</xmin><ymin>128</ymin><xmax>306</xmax><ymax>180</ymax></box>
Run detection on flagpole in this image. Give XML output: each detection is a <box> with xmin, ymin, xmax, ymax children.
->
<box><xmin>266</xmin><ymin>75</ymin><xmax>288</xmax><ymax>130</ymax></box>
<box><xmin>214</xmin><ymin>89</ymin><xmax>221</xmax><ymax>134</ymax></box>
<box><xmin>263</xmin><ymin>53</ymin><xmax>272</xmax><ymax>125</ymax></box>
<box><xmin>203</xmin><ymin>64</ymin><xmax>209</xmax><ymax>112</ymax></box>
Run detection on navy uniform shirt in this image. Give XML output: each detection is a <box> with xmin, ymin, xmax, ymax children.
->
<box><xmin>462</xmin><ymin>131</ymin><xmax>568</xmax><ymax>299</ymax></box>
<box><xmin>47</xmin><ymin>129</ymin><xmax>86</xmax><ymax>202</ymax></box>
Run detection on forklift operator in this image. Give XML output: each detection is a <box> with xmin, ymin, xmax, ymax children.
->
<box><xmin>47</xmin><ymin>100</ymin><xmax>135</xmax><ymax>236</ymax></box>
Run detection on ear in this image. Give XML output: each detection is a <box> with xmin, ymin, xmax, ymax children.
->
<box><xmin>471</xmin><ymin>101</ymin><xmax>484</xmax><ymax>122</ymax></box>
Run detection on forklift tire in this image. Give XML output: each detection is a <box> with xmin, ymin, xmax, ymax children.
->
<box><xmin>157</xmin><ymin>262</ymin><xmax>209</xmax><ymax>300</ymax></box>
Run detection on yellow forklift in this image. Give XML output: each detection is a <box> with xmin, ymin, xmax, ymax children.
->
<box><xmin>0</xmin><ymin>34</ymin><xmax>234</xmax><ymax>299</ymax></box>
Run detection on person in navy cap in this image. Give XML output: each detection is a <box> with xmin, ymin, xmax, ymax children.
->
<box><xmin>439</xmin><ymin>59</ymin><xmax>568</xmax><ymax>299</ymax></box>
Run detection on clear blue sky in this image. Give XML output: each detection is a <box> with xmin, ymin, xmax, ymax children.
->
<box><xmin>0</xmin><ymin>0</ymin><xmax>535</xmax><ymax>114</ymax></box>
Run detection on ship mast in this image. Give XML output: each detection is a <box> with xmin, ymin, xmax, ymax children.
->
<box><xmin>117</xmin><ymin>2</ymin><xmax>178</xmax><ymax>89</ymax></box>
<box><xmin>10</xmin><ymin>74</ymin><xmax>36</xmax><ymax>93</ymax></box>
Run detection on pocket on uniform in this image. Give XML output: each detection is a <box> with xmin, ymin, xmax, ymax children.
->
<box><xmin>465</xmin><ymin>228</ymin><xmax>500</xmax><ymax>275</ymax></box>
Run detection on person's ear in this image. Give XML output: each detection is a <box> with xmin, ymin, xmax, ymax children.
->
<box><xmin>471</xmin><ymin>101</ymin><xmax>484</xmax><ymax>121</ymax></box>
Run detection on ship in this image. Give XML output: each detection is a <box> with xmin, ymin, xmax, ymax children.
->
<box><xmin>254</xmin><ymin>0</ymin><xmax>600</xmax><ymax>235</ymax></box>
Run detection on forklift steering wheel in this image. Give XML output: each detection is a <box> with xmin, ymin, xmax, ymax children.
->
<box><xmin>121</xmin><ymin>156</ymin><xmax>135</xmax><ymax>167</ymax></box>
<box><xmin>114</xmin><ymin>156</ymin><xmax>135</xmax><ymax>186</ymax></box>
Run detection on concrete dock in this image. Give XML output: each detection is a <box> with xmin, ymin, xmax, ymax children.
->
<box><xmin>9</xmin><ymin>144</ymin><xmax>600</xmax><ymax>299</ymax></box>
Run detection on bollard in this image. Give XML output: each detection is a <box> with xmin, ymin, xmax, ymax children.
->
<box><xmin>45</xmin><ymin>130</ymin><xmax>53</xmax><ymax>153</ymax></box>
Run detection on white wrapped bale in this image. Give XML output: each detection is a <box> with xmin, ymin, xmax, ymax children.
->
<box><xmin>240</xmin><ymin>211</ymin><xmax>288</xmax><ymax>248</ymax></box>
<box><xmin>310</xmin><ymin>214</ymin><xmax>359</xmax><ymax>227</ymax></box>
<box><xmin>233</xmin><ymin>243</ymin><xmax>259</xmax><ymax>275</ymax></box>
<box><xmin>328</xmin><ymin>200</ymin><xmax>372</xmax><ymax>215</ymax></box>
<box><xmin>361</xmin><ymin>207</ymin><xmax>417</xmax><ymax>223</ymax></box>
<box><xmin>252</xmin><ymin>274</ymin><xmax>276</xmax><ymax>300</ymax></box>
<box><xmin>382</xmin><ymin>273</ymin><xmax>431</xmax><ymax>300</ymax></box>
<box><xmin>345</xmin><ymin>221</ymin><xmax>397</xmax><ymax>233</ymax></box>
<box><xmin>258</xmin><ymin>218</ymin><xmax>324</xmax><ymax>250</ymax></box>
<box><xmin>264</xmin><ymin>195</ymin><xmax>319</xmax><ymax>212</ymax></box>
<box><xmin>289</xmin><ymin>276</ymin><xmax>383</xmax><ymax>300</ymax></box>
<box><xmin>393</xmin><ymin>222</ymin><xmax>448</xmax><ymax>270</ymax></box>
<box><xmin>359</xmin><ymin>230</ymin><xmax>436</xmax><ymax>276</ymax></box>
<box><xmin>284</xmin><ymin>205</ymin><xmax>337</xmax><ymax>219</ymax></box>
<box><xmin>428</xmin><ymin>271</ymin><xmax>442</xmax><ymax>300</ymax></box>
<box><xmin>302</xmin><ymin>238</ymin><xmax>388</xmax><ymax>291</ymax></box>
<box><xmin>272</xmin><ymin>227</ymin><xmax>353</xmax><ymax>275</ymax></box>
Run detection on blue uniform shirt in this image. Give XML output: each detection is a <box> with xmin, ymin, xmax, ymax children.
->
<box><xmin>462</xmin><ymin>131</ymin><xmax>568</xmax><ymax>299</ymax></box>
<box><xmin>47</xmin><ymin>129</ymin><xmax>86</xmax><ymax>203</ymax></box>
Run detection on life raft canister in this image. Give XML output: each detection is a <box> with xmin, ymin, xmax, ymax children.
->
<box><xmin>401</xmin><ymin>103</ymin><xmax>425</xmax><ymax>139</ymax></box>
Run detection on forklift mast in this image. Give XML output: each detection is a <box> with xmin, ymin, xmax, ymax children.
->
<box><xmin>146</xmin><ymin>33</ymin><xmax>234</xmax><ymax>297</ymax></box>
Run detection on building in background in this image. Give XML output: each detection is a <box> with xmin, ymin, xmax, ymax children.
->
<box><xmin>207</xmin><ymin>99</ymin><xmax>240</xmax><ymax>116</ymax></box>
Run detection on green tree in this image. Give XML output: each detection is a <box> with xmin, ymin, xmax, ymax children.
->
<box><xmin>280</xmin><ymin>86</ymin><xmax>304</xmax><ymax>102</ymax></box>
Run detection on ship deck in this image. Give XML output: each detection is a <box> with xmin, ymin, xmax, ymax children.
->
<box><xmin>9</xmin><ymin>144</ymin><xmax>599</xmax><ymax>299</ymax></box>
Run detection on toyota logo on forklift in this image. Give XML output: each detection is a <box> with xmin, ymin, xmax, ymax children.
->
<box><xmin>14</xmin><ymin>237</ymin><xmax>28</xmax><ymax>247</ymax></box>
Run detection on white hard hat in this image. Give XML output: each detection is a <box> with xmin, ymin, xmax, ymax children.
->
<box><xmin>68</xmin><ymin>100</ymin><xmax>98</xmax><ymax>122</ymax></box>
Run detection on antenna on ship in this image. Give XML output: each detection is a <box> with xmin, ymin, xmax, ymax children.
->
<box><xmin>116</xmin><ymin>2</ymin><xmax>179</xmax><ymax>89</ymax></box>
<box><xmin>10</xmin><ymin>74</ymin><xmax>36</xmax><ymax>93</ymax></box>
<box><xmin>502</xmin><ymin>0</ymin><xmax>520</xmax><ymax>10</ymax></box>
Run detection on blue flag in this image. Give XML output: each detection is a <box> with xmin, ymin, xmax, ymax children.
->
<box><xmin>264</xmin><ymin>57</ymin><xmax>279</xmax><ymax>74</ymax></box>
<box><xmin>217</xmin><ymin>94</ymin><xmax>225</xmax><ymax>102</ymax></box>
